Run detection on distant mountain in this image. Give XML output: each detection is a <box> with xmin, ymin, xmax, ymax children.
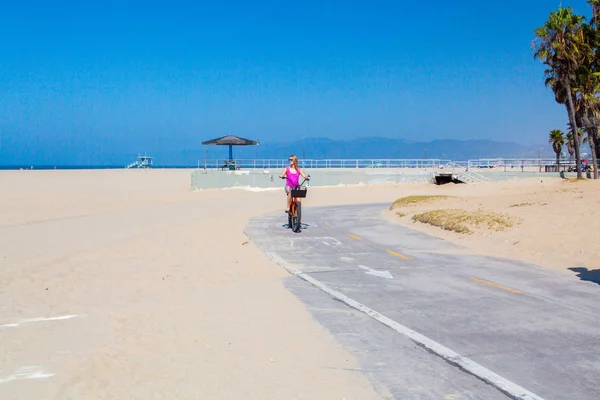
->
<box><xmin>152</xmin><ymin>137</ymin><xmax>549</xmax><ymax>165</ymax></box>
<box><xmin>249</xmin><ymin>137</ymin><xmax>540</xmax><ymax>161</ymax></box>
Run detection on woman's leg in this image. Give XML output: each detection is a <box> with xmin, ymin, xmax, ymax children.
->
<box><xmin>285</xmin><ymin>187</ymin><xmax>291</xmax><ymax>212</ymax></box>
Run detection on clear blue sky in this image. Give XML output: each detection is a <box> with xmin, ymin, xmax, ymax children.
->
<box><xmin>0</xmin><ymin>0</ymin><xmax>592</xmax><ymax>164</ymax></box>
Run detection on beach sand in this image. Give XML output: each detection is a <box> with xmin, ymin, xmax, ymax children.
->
<box><xmin>383</xmin><ymin>176</ymin><xmax>600</xmax><ymax>272</ymax></box>
<box><xmin>1</xmin><ymin>169</ymin><xmax>595</xmax><ymax>398</ymax></box>
<box><xmin>0</xmin><ymin>169</ymin><xmax>393</xmax><ymax>400</ymax></box>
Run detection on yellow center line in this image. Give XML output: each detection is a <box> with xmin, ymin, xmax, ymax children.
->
<box><xmin>347</xmin><ymin>234</ymin><xmax>363</xmax><ymax>241</ymax></box>
<box><xmin>470</xmin><ymin>277</ymin><xmax>523</xmax><ymax>294</ymax></box>
<box><xmin>386</xmin><ymin>249</ymin><xmax>411</xmax><ymax>260</ymax></box>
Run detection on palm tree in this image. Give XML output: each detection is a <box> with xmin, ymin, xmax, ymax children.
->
<box><xmin>549</xmin><ymin>129</ymin><xmax>566</xmax><ymax>174</ymax></box>
<box><xmin>545</xmin><ymin>71</ymin><xmax>568</xmax><ymax>105</ymax></box>
<box><xmin>588</xmin><ymin>129</ymin><xmax>599</xmax><ymax>178</ymax></box>
<box><xmin>573</xmin><ymin>22</ymin><xmax>600</xmax><ymax>178</ymax></box>
<box><xmin>544</xmin><ymin>71</ymin><xmax>585</xmax><ymax>165</ymax></box>
<box><xmin>589</xmin><ymin>0</ymin><xmax>600</xmax><ymax>24</ymax></box>
<box><xmin>574</xmin><ymin>96</ymin><xmax>600</xmax><ymax>178</ymax></box>
<box><xmin>533</xmin><ymin>7</ymin><xmax>588</xmax><ymax>178</ymax></box>
<box><xmin>575</xmin><ymin>120</ymin><xmax>597</xmax><ymax>181</ymax></box>
<box><xmin>589</xmin><ymin>0</ymin><xmax>600</xmax><ymax>172</ymax></box>
<box><xmin>566</xmin><ymin>132</ymin><xmax>576</xmax><ymax>161</ymax></box>
<box><xmin>568</xmin><ymin>123</ymin><xmax>587</xmax><ymax>147</ymax></box>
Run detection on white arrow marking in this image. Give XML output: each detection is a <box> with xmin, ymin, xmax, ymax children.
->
<box><xmin>358</xmin><ymin>265</ymin><xmax>393</xmax><ymax>279</ymax></box>
<box><xmin>317</xmin><ymin>237</ymin><xmax>341</xmax><ymax>246</ymax></box>
<box><xmin>1</xmin><ymin>315</ymin><xmax>80</xmax><ymax>328</ymax></box>
<box><xmin>0</xmin><ymin>366</ymin><xmax>54</xmax><ymax>384</ymax></box>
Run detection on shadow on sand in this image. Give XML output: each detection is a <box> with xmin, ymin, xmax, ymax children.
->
<box><xmin>569</xmin><ymin>267</ymin><xmax>600</xmax><ymax>285</ymax></box>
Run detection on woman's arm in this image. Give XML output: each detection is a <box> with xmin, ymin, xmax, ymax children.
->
<box><xmin>279</xmin><ymin>168</ymin><xmax>287</xmax><ymax>179</ymax></box>
<box><xmin>299</xmin><ymin>169</ymin><xmax>309</xmax><ymax>179</ymax></box>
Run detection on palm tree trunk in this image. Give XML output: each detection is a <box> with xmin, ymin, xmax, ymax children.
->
<box><xmin>564</xmin><ymin>81</ymin><xmax>583</xmax><ymax>178</ymax></box>
<box><xmin>590</xmin><ymin>127</ymin><xmax>599</xmax><ymax>179</ymax></box>
<box><xmin>556</xmin><ymin>152</ymin><xmax>561</xmax><ymax>175</ymax></box>
<box><xmin>591</xmin><ymin>127</ymin><xmax>600</xmax><ymax>171</ymax></box>
<box><xmin>596</xmin><ymin>134</ymin><xmax>600</xmax><ymax>168</ymax></box>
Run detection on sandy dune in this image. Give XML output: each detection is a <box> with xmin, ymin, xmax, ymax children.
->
<box><xmin>384</xmin><ymin>176</ymin><xmax>600</xmax><ymax>273</ymax></box>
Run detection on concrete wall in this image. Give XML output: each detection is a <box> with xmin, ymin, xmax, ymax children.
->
<box><xmin>191</xmin><ymin>168</ymin><xmax>434</xmax><ymax>190</ymax></box>
<box><xmin>190</xmin><ymin>168</ymin><xmax>564</xmax><ymax>190</ymax></box>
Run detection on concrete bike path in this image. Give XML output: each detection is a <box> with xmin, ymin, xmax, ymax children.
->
<box><xmin>244</xmin><ymin>203</ymin><xmax>600</xmax><ymax>400</ymax></box>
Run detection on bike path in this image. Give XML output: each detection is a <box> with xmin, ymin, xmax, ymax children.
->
<box><xmin>245</xmin><ymin>203</ymin><xmax>600</xmax><ymax>400</ymax></box>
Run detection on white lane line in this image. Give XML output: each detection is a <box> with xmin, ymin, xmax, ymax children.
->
<box><xmin>0</xmin><ymin>366</ymin><xmax>54</xmax><ymax>384</ymax></box>
<box><xmin>358</xmin><ymin>265</ymin><xmax>393</xmax><ymax>279</ymax></box>
<box><xmin>1</xmin><ymin>315</ymin><xmax>81</xmax><ymax>328</ymax></box>
<box><xmin>265</xmin><ymin>251</ymin><xmax>544</xmax><ymax>400</ymax></box>
<box><xmin>285</xmin><ymin>236</ymin><xmax>342</xmax><ymax>246</ymax></box>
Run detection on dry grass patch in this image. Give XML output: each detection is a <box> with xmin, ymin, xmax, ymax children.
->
<box><xmin>412</xmin><ymin>209</ymin><xmax>516</xmax><ymax>234</ymax></box>
<box><xmin>509</xmin><ymin>202</ymin><xmax>536</xmax><ymax>208</ymax></box>
<box><xmin>389</xmin><ymin>195</ymin><xmax>451</xmax><ymax>210</ymax></box>
<box><xmin>563</xmin><ymin>177</ymin><xmax>589</xmax><ymax>183</ymax></box>
<box><xmin>557</xmin><ymin>188</ymin><xmax>583</xmax><ymax>194</ymax></box>
<box><xmin>396</xmin><ymin>212</ymin><xmax>407</xmax><ymax>217</ymax></box>
<box><xmin>510</xmin><ymin>202</ymin><xmax>548</xmax><ymax>208</ymax></box>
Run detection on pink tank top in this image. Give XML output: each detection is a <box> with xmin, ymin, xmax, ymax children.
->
<box><xmin>286</xmin><ymin>166</ymin><xmax>300</xmax><ymax>188</ymax></box>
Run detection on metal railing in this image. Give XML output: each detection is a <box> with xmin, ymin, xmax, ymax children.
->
<box><xmin>198</xmin><ymin>158</ymin><xmax>457</xmax><ymax>170</ymax></box>
<box><xmin>459</xmin><ymin>170</ymin><xmax>492</xmax><ymax>183</ymax></box>
<box><xmin>466</xmin><ymin>158</ymin><xmax>571</xmax><ymax>168</ymax></box>
<box><xmin>195</xmin><ymin>157</ymin><xmax>574</xmax><ymax>171</ymax></box>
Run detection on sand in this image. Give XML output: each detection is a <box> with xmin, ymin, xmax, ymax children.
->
<box><xmin>1</xmin><ymin>169</ymin><xmax>595</xmax><ymax>399</ymax></box>
<box><xmin>0</xmin><ymin>169</ymin><xmax>397</xmax><ymax>400</ymax></box>
<box><xmin>384</xmin><ymin>176</ymin><xmax>600</xmax><ymax>272</ymax></box>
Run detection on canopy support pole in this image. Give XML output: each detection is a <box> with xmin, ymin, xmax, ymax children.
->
<box><xmin>228</xmin><ymin>144</ymin><xmax>233</xmax><ymax>161</ymax></box>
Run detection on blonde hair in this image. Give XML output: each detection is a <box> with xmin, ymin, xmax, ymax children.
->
<box><xmin>289</xmin><ymin>155</ymin><xmax>299</xmax><ymax>169</ymax></box>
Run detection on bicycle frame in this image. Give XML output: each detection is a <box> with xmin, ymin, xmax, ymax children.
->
<box><xmin>288</xmin><ymin>176</ymin><xmax>310</xmax><ymax>232</ymax></box>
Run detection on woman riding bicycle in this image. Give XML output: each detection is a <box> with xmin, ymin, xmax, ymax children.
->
<box><xmin>279</xmin><ymin>155</ymin><xmax>310</xmax><ymax>213</ymax></box>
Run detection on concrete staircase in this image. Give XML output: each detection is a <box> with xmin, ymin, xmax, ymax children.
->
<box><xmin>431</xmin><ymin>169</ymin><xmax>491</xmax><ymax>184</ymax></box>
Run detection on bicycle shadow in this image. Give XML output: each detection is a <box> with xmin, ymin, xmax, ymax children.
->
<box><xmin>569</xmin><ymin>267</ymin><xmax>600</xmax><ymax>285</ymax></box>
<box><xmin>282</xmin><ymin>223</ymin><xmax>311</xmax><ymax>230</ymax></box>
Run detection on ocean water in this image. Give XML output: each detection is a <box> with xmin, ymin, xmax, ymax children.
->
<box><xmin>0</xmin><ymin>165</ymin><xmax>198</xmax><ymax>170</ymax></box>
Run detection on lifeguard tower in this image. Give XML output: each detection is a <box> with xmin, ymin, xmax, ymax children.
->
<box><xmin>126</xmin><ymin>154</ymin><xmax>153</xmax><ymax>169</ymax></box>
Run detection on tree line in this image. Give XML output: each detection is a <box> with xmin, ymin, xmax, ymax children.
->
<box><xmin>534</xmin><ymin>1</ymin><xmax>600</xmax><ymax>179</ymax></box>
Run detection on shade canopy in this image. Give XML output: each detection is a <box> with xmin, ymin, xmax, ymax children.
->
<box><xmin>201</xmin><ymin>135</ymin><xmax>259</xmax><ymax>146</ymax></box>
<box><xmin>202</xmin><ymin>135</ymin><xmax>259</xmax><ymax>161</ymax></box>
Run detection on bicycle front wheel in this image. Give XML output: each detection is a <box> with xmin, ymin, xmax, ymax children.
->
<box><xmin>292</xmin><ymin>201</ymin><xmax>301</xmax><ymax>232</ymax></box>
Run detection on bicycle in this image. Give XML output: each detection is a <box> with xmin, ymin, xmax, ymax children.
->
<box><xmin>282</xmin><ymin>175</ymin><xmax>310</xmax><ymax>233</ymax></box>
